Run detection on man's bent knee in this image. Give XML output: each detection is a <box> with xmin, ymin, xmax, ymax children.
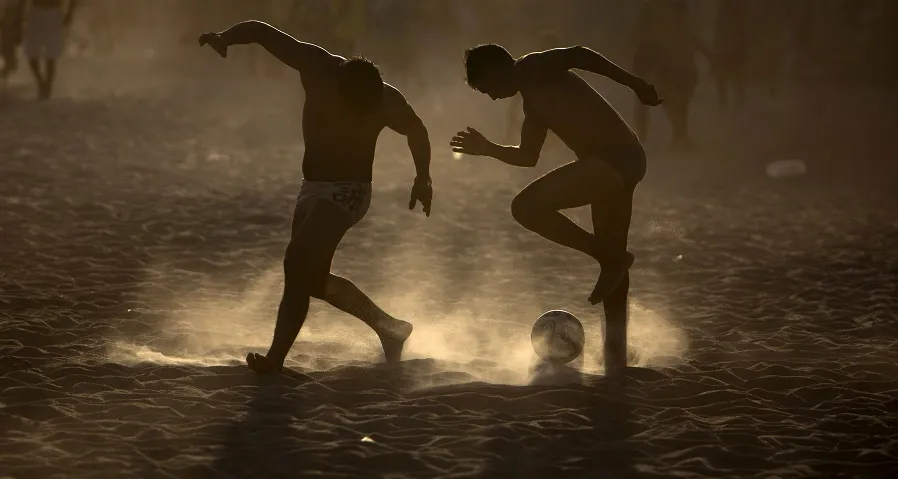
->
<box><xmin>510</xmin><ymin>193</ymin><xmax>543</xmax><ymax>226</ymax></box>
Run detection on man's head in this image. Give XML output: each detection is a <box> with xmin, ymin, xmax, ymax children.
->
<box><xmin>337</xmin><ymin>57</ymin><xmax>384</xmax><ymax>112</ymax></box>
<box><xmin>464</xmin><ymin>43</ymin><xmax>517</xmax><ymax>100</ymax></box>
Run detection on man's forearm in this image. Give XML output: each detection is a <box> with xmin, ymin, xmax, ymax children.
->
<box><xmin>486</xmin><ymin>142</ymin><xmax>536</xmax><ymax>168</ymax></box>
<box><xmin>217</xmin><ymin>20</ymin><xmax>327</xmax><ymax>75</ymax></box>
<box><xmin>408</xmin><ymin>130</ymin><xmax>431</xmax><ymax>181</ymax></box>
<box><xmin>218</xmin><ymin>20</ymin><xmax>267</xmax><ymax>46</ymax></box>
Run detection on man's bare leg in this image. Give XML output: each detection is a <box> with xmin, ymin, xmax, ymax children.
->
<box><xmin>511</xmin><ymin>161</ymin><xmax>634</xmax><ymax>303</ymax></box>
<box><xmin>28</xmin><ymin>58</ymin><xmax>45</xmax><ymax>98</ymax></box>
<box><xmin>317</xmin><ymin>274</ymin><xmax>413</xmax><ymax>363</ymax></box>
<box><xmin>41</xmin><ymin>59</ymin><xmax>56</xmax><ymax>99</ymax></box>
<box><xmin>587</xmin><ymin>182</ymin><xmax>635</xmax><ymax>305</ymax></box>
<box><xmin>603</xmin><ymin>272</ymin><xmax>629</xmax><ymax>377</ymax></box>
<box><xmin>247</xmin><ymin>199</ymin><xmax>347</xmax><ymax>374</ymax></box>
<box><xmin>247</xmin><ymin>276</ymin><xmax>312</xmax><ymax>374</ymax></box>
<box><xmin>511</xmin><ymin>165</ymin><xmax>602</xmax><ymax>263</ymax></box>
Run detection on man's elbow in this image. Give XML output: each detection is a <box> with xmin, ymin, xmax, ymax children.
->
<box><xmin>406</xmin><ymin>121</ymin><xmax>430</xmax><ymax>146</ymax></box>
<box><xmin>243</xmin><ymin>20</ymin><xmax>273</xmax><ymax>42</ymax></box>
<box><xmin>571</xmin><ymin>45</ymin><xmax>596</xmax><ymax>61</ymax></box>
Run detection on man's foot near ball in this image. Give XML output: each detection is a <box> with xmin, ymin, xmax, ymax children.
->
<box><xmin>588</xmin><ymin>252</ymin><xmax>635</xmax><ymax>305</ymax></box>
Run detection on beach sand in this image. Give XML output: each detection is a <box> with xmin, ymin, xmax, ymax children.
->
<box><xmin>1</xmin><ymin>51</ymin><xmax>897</xmax><ymax>478</ymax></box>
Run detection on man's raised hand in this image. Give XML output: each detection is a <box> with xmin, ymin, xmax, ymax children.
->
<box><xmin>198</xmin><ymin>32</ymin><xmax>228</xmax><ymax>58</ymax></box>
<box><xmin>409</xmin><ymin>177</ymin><xmax>433</xmax><ymax>217</ymax></box>
<box><xmin>633</xmin><ymin>78</ymin><xmax>663</xmax><ymax>107</ymax></box>
<box><xmin>450</xmin><ymin>127</ymin><xmax>491</xmax><ymax>157</ymax></box>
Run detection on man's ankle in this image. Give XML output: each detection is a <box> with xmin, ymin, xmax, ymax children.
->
<box><xmin>599</xmin><ymin>251</ymin><xmax>630</xmax><ymax>267</ymax></box>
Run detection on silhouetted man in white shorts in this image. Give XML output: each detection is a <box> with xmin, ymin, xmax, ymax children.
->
<box><xmin>200</xmin><ymin>20</ymin><xmax>434</xmax><ymax>374</ymax></box>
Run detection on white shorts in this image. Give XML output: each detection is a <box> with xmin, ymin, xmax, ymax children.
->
<box><xmin>295</xmin><ymin>180</ymin><xmax>372</xmax><ymax>226</ymax></box>
<box><xmin>24</xmin><ymin>7</ymin><xmax>64</xmax><ymax>59</ymax></box>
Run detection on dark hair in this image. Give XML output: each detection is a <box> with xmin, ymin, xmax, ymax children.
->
<box><xmin>464</xmin><ymin>43</ymin><xmax>514</xmax><ymax>89</ymax></box>
<box><xmin>337</xmin><ymin>56</ymin><xmax>384</xmax><ymax>111</ymax></box>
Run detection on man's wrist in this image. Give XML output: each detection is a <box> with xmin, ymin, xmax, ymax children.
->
<box><xmin>626</xmin><ymin>74</ymin><xmax>645</xmax><ymax>91</ymax></box>
<box><xmin>485</xmin><ymin>141</ymin><xmax>506</xmax><ymax>159</ymax></box>
<box><xmin>414</xmin><ymin>176</ymin><xmax>432</xmax><ymax>186</ymax></box>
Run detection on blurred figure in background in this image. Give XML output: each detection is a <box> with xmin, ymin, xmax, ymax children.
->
<box><xmin>23</xmin><ymin>0</ymin><xmax>76</xmax><ymax>99</ymax></box>
<box><xmin>331</xmin><ymin>0</ymin><xmax>366</xmax><ymax>57</ymax></box>
<box><xmin>742</xmin><ymin>0</ymin><xmax>789</xmax><ymax>98</ymax></box>
<box><xmin>287</xmin><ymin>0</ymin><xmax>336</xmax><ymax>53</ymax></box>
<box><xmin>86</xmin><ymin>0</ymin><xmax>115</xmax><ymax>55</ymax></box>
<box><xmin>246</xmin><ymin>0</ymin><xmax>294</xmax><ymax>79</ymax></box>
<box><xmin>0</xmin><ymin>0</ymin><xmax>24</xmax><ymax>86</ymax></box>
<box><xmin>712</xmin><ymin>0</ymin><xmax>746</xmax><ymax>107</ymax></box>
<box><xmin>632</xmin><ymin>0</ymin><xmax>710</xmax><ymax>149</ymax></box>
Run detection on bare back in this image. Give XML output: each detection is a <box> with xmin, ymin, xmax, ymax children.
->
<box><xmin>300</xmin><ymin>59</ymin><xmax>392</xmax><ymax>182</ymax></box>
<box><xmin>515</xmin><ymin>58</ymin><xmax>641</xmax><ymax>158</ymax></box>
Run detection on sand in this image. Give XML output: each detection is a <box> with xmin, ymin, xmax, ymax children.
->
<box><xmin>2</xmin><ymin>51</ymin><xmax>898</xmax><ymax>479</ymax></box>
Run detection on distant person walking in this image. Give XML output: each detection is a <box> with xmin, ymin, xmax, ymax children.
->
<box><xmin>0</xmin><ymin>0</ymin><xmax>25</xmax><ymax>86</ymax></box>
<box><xmin>23</xmin><ymin>0</ymin><xmax>76</xmax><ymax>99</ymax></box>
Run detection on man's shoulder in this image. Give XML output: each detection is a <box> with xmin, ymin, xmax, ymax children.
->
<box><xmin>513</xmin><ymin>51</ymin><xmax>543</xmax><ymax>72</ymax></box>
<box><xmin>380</xmin><ymin>82</ymin><xmax>414</xmax><ymax>119</ymax></box>
<box><xmin>514</xmin><ymin>48</ymin><xmax>575</xmax><ymax>77</ymax></box>
<box><xmin>382</xmin><ymin>82</ymin><xmax>407</xmax><ymax>103</ymax></box>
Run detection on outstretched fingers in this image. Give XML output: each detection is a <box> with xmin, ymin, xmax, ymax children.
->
<box><xmin>450</xmin><ymin>128</ymin><xmax>472</xmax><ymax>153</ymax></box>
<box><xmin>421</xmin><ymin>194</ymin><xmax>432</xmax><ymax>217</ymax></box>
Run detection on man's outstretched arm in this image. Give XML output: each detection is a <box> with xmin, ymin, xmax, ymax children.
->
<box><xmin>530</xmin><ymin>46</ymin><xmax>642</xmax><ymax>89</ymax></box>
<box><xmin>212</xmin><ymin>20</ymin><xmax>338</xmax><ymax>76</ymax></box>
<box><xmin>384</xmin><ymin>85</ymin><xmax>434</xmax><ymax>216</ymax></box>
<box><xmin>451</xmin><ymin>113</ymin><xmax>547</xmax><ymax>168</ymax></box>
<box><xmin>527</xmin><ymin>46</ymin><xmax>662</xmax><ymax>105</ymax></box>
<box><xmin>485</xmin><ymin>114</ymin><xmax>547</xmax><ymax>168</ymax></box>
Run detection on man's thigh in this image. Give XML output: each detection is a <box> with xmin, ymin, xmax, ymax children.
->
<box><xmin>517</xmin><ymin>159</ymin><xmax>628</xmax><ymax>211</ymax></box>
<box><xmin>285</xmin><ymin>198</ymin><xmax>354</xmax><ymax>296</ymax></box>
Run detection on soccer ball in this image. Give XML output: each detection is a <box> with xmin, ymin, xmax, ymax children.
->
<box><xmin>530</xmin><ymin>310</ymin><xmax>585</xmax><ymax>364</ymax></box>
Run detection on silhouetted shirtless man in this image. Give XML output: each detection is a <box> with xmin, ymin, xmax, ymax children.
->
<box><xmin>199</xmin><ymin>21</ymin><xmax>433</xmax><ymax>374</ymax></box>
<box><xmin>452</xmin><ymin>44</ymin><xmax>660</xmax><ymax>306</ymax></box>
<box><xmin>452</xmin><ymin>44</ymin><xmax>660</xmax><ymax>373</ymax></box>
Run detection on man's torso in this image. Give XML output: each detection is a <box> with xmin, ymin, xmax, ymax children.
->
<box><xmin>516</xmin><ymin>62</ymin><xmax>641</xmax><ymax>158</ymax></box>
<box><xmin>301</xmin><ymin>61</ymin><xmax>389</xmax><ymax>183</ymax></box>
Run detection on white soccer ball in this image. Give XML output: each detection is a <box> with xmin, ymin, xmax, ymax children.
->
<box><xmin>530</xmin><ymin>310</ymin><xmax>585</xmax><ymax>365</ymax></box>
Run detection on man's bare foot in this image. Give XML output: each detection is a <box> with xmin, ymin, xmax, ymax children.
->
<box><xmin>376</xmin><ymin>319</ymin><xmax>413</xmax><ymax>364</ymax></box>
<box><xmin>246</xmin><ymin>352</ymin><xmax>282</xmax><ymax>374</ymax></box>
<box><xmin>588</xmin><ymin>252</ymin><xmax>635</xmax><ymax>305</ymax></box>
